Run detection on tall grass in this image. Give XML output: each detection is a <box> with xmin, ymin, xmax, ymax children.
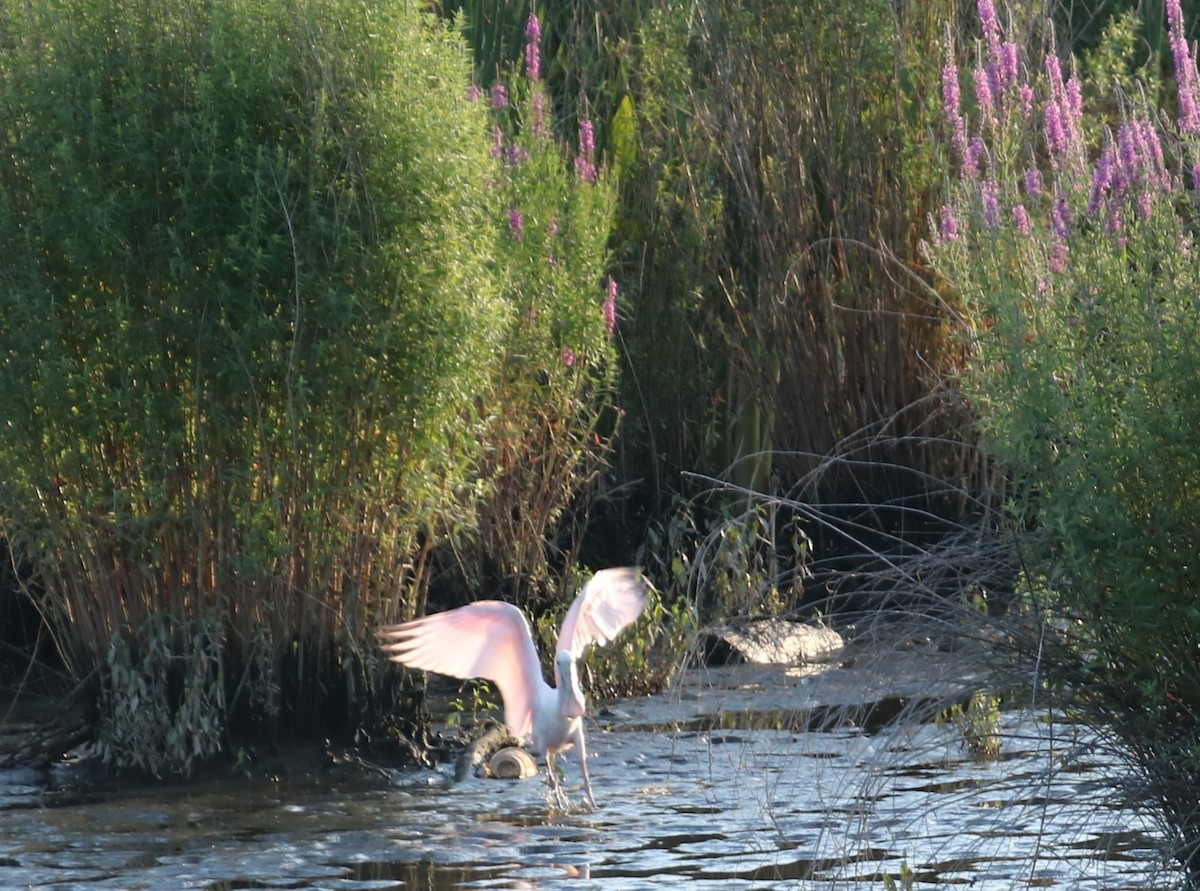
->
<box><xmin>615</xmin><ymin>0</ymin><xmax>998</xmax><ymax>535</ymax></box>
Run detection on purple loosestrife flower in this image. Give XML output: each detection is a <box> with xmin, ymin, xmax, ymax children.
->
<box><xmin>941</xmin><ymin>61</ymin><xmax>960</xmax><ymax>118</ymax></box>
<box><xmin>1136</xmin><ymin>117</ymin><xmax>1170</xmax><ymax>192</ymax></box>
<box><xmin>562</xmin><ymin>348</ymin><xmax>576</xmax><ymax>368</ymax></box>
<box><xmin>508</xmin><ymin>208</ymin><xmax>524</xmax><ymax>240</ymax></box>
<box><xmin>1045</xmin><ymin>54</ymin><xmax>1065</xmax><ymax>99</ymax></box>
<box><xmin>1136</xmin><ymin>189</ymin><xmax>1153</xmax><ymax>221</ymax></box>
<box><xmin>1088</xmin><ymin>146</ymin><xmax>1115</xmax><ymax>216</ymax></box>
<box><xmin>1192</xmin><ymin>162</ymin><xmax>1200</xmax><ymax>196</ymax></box>
<box><xmin>1066</xmin><ymin>77</ymin><xmax>1083</xmax><ymax>127</ymax></box>
<box><xmin>939</xmin><ymin>204</ymin><xmax>961</xmax><ymax>242</ymax></box>
<box><xmin>981</xmin><ymin>179</ymin><xmax>1000</xmax><ymax>229</ymax></box>
<box><xmin>1168</xmin><ymin>0</ymin><xmax>1200</xmax><ymax>135</ymax></box>
<box><xmin>974</xmin><ymin>68</ymin><xmax>996</xmax><ymax>129</ymax></box>
<box><xmin>492</xmin><ymin>84</ymin><xmax>508</xmax><ymax>109</ymax></box>
<box><xmin>531</xmin><ymin>92</ymin><xmax>548</xmax><ymax>140</ymax></box>
<box><xmin>1013</xmin><ymin>203</ymin><xmax>1031</xmax><ymax>236</ymax></box>
<box><xmin>1019</xmin><ymin>83</ymin><xmax>1035</xmax><ymax>117</ymax></box>
<box><xmin>1107</xmin><ymin>203</ymin><xmax>1126</xmax><ymax>240</ymax></box>
<box><xmin>1050</xmin><ymin>193</ymin><xmax>1073</xmax><ymax>240</ymax></box>
<box><xmin>967</xmin><ymin>136</ymin><xmax>988</xmax><ymax>177</ymax></box>
<box><xmin>1043</xmin><ymin>55</ymin><xmax>1082</xmax><ymax>168</ymax></box>
<box><xmin>468</xmin><ymin>83</ymin><xmax>481</xmax><ymax>102</ymax></box>
<box><xmin>942</xmin><ymin>60</ymin><xmax>970</xmax><ymax>172</ymax></box>
<box><xmin>525</xmin><ymin>14</ymin><xmax>542</xmax><ymax>83</ymax></box>
<box><xmin>575</xmin><ymin>119</ymin><xmax>597</xmax><ymax>183</ymax></box>
<box><xmin>491</xmin><ymin>126</ymin><xmax>505</xmax><ymax>160</ymax></box>
<box><xmin>1000</xmin><ymin>42</ymin><xmax>1019</xmax><ymax>89</ymax></box>
<box><xmin>1044</xmin><ymin>102</ymin><xmax>1068</xmax><ymax>166</ymax></box>
<box><xmin>1024</xmin><ymin>167</ymin><xmax>1043</xmax><ymax>198</ymax></box>
<box><xmin>1050</xmin><ymin>241</ymin><xmax>1068</xmax><ymax>273</ymax></box>
<box><xmin>603</xmin><ymin>278</ymin><xmax>618</xmax><ymax>336</ymax></box>
<box><xmin>977</xmin><ymin>0</ymin><xmax>1003</xmax><ymax>71</ymax></box>
<box><xmin>1117</xmin><ymin>121</ymin><xmax>1139</xmax><ymax>182</ymax></box>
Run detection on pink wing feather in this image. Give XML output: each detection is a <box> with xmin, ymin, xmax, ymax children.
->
<box><xmin>556</xmin><ymin>567</ymin><xmax>649</xmax><ymax>658</ymax></box>
<box><xmin>379</xmin><ymin>601</ymin><xmax>546</xmax><ymax>740</ymax></box>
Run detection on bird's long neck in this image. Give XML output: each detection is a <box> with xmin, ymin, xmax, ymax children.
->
<box><xmin>554</xmin><ymin>650</ymin><xmax>586</xmax><ymax>718</ymax></box>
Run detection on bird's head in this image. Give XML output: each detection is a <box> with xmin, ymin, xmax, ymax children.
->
<box><xmin>555</xmin><ymin>650</ymin><xmax>587</xmax><ymax>718</ymax></box>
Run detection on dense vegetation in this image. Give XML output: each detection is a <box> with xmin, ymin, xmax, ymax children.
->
<box><xmin>0</xmin><ymin>0</ymin><xmax>616</xmax><ymax>773</ymax></box>
<box><xmin>2</xmin><ymin>0</ymin><xmax>1200</xmax><ymax>880</ymax></box>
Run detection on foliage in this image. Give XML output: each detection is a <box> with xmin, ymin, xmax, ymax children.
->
<box><xmin>881</xmin><ymin>860</ymin><xmax>916</xmax><ymax>891</ymax></box>
<box><xmin>639</xmin><ymin>493</ymin><xmax>811</xmax><ymax>624</ymax></box>
<box><xmin>938</xmin><ymin>691</ymin><xmax>1003</xmax><ymax>761</ymax></box>
<box><xmin>533</xmin><ymin>566</ymin><xmax>694</xmax><ymax>700</ymax></box>
<box><xmin>0</xmin><ymin>0</ymin><xmax>622</xmax><ymax>773</ymax></box>
<box><xmin>929</xmin><ymin>0</ymin><xmax>1200</xmax><ymax>875</ymax></box>
<box><xmin>442</xmin><ymin>17</ymin><xmax>623</xmax><ymax>608</ymax></box>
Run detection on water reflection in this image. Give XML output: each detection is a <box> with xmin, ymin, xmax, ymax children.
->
<box><xmin>0</xmin><ymin>675</ymin><xmax>1182</xmax><ymax>890</ymax></box>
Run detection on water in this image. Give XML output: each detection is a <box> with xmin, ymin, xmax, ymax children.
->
<box><xmin>0</xmin><ymin>661</ymin><xmax>1180</xmax><ymax>890</ymax></box>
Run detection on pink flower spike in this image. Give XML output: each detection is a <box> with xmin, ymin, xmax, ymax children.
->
<box><xmin>939</xmin><ymin>204</ymin><xmax>961</xmax><ymax>242</ymax></box>
<box><xmin>531</xmin><ymin>92</ymin><xmax>548</xmax><ymax>140</ymax></box>
<box><xmin>1013</xmin><ymin>203</ymin><xmax>1031</xmax><ymax>236</ymax></box>
<box><xmin>1044</xmin><ymin>102</ymin><xmax>1067</xmax><ymax>166</ymax></box>
<box><xmin>575</xmin><ymin>119</ymin><xmax>597</xmax><ymax>183</ymax></box>
<box><xmin>973</xmin><ymin>68</ymin><xmax>995</xmax><ymax>129</ymax></box>
<box><xmin>491</xmin><ymin>84</ymin><xmax>508</xmax><ymax>109</ymax></box>
<box><xmin>562</xmin><ymin>347</ymin><xmax>576</xmax><ymax>368</ymax></box>
<box><xmin>1023</xmin><ymin>167</ymin><xmax>1043</xmax><ymax>198</ymax></box>
<box><xmin>525</xmin><ymin>14</ymin><xmax>542</xmax><ymax>82</ymax></box>
<box><xmin>1000</xmin><ymin>42</ymin><xmax>1019</xmax><ymax>89</ymax></box>
<box><xmin>1019</xmin><ymin>84</ymin><xmax>1035</xmax><ymax>117</ymax></box>
<box><xmin>981</xmin><ymin>179</ymin><xmax>1000</xmax><ymax>229</ymax></box>
<box><xmin>603</xmin><ymin>277</ymin><xmax>618</xmax><ymax>336</ymax></box>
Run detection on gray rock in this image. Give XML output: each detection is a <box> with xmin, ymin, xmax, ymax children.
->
<box><xmin>701</xmin><ymin>618</ymin><xmax>844</xmax><ymax>665</ymax></box>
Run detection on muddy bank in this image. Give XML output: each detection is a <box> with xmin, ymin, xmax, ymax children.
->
<box><xmin>0</xmin><ymin>624</ymin><xmax>994</xmax><ymax>783</ymax></box>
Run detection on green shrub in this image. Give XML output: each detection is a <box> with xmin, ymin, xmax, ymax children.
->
<box><xmin>930</xmin><ymin>0</ymin><xmax>1200</xmax><ymax>876</ymax></box>
<box><xmin>0</xmin><ymin>0</ymin><xmax>509</xmax><ymax>772</ymax></box>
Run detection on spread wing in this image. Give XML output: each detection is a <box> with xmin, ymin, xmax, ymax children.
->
<box><xmin>556</xmin><ymin>567</ymin><xmax>649</xmax><ymax>659</ymax></box>
<box><xmin>379</xmin><ymin>601</ymin><xmax>546</xmax><ymax>741</ymax></box>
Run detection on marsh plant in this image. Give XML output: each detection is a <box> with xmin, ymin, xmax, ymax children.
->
<box><xmin>0</xmin><ymin>0</ymin><xmax>618</xmax><ymax>773</ymax></box>
<box><xmin>446</xmin><ymin>14</ymin><xmax>622</xmax><ymax>609</ymax></box>
<box><xmin>930</xmin><ymin>0</ymin><xmax>1200</xmax><ymax>876</ymax></box>
<box><xmin>938</xmin><ymin>691</ymin><xmax>1003</xmax><ymax>761</ymax></box>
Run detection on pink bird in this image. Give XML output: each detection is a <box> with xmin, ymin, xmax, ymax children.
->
<box><xmin>379</xmin><ymin>567</ymin><xmax>649</xmax><ymax>807</ymax></box>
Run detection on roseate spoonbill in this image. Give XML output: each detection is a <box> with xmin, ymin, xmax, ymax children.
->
<box><xmin>379</xmin><ymin>567</ymin><xmax>648</xmax><ymax>807</ymax></box>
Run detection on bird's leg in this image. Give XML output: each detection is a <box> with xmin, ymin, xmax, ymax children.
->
<box><xmin>545</xmin><ymin>752</ymin><xmax>568</xmax><ymax>808</ymax></box>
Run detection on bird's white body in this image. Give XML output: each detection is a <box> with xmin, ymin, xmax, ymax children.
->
<box><xmin>379</xmin><ymin>567</ymin><xmax>648</xmax><ymax>806</ymax></box>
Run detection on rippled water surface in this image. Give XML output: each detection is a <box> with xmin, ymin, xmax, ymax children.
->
<box><xmin>0</xmin><ymin>663</ymin><xmax>1180</xmax><ymax>890</ymax></box>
